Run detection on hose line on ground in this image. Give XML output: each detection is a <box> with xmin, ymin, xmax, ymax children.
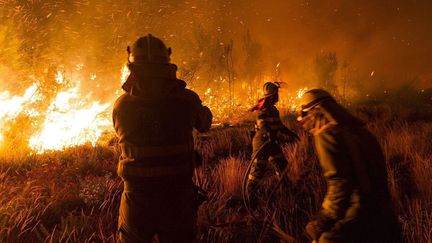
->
<box><xmin>241</xmin><ymin>140</ymin><xmax>296</xmax><ymax>243</ymax></box>
<box><xmin>241</xmin><ymin>140</ymin><xmax>271</xmax><ymax>217</ymax></box>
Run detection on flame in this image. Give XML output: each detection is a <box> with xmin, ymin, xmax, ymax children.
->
<box><xmin>28</xmin><ymin>85</ymin><xmax>111</xmax><ymax>153</ymax></box>
<box><xmin>0</xmin><ymin>84</ymin><xmax>40</xmax><ymax>135</ymax></box>
<box><xmin>201</xmin><ymin>75</ymin><xmax>309</xmax><ymax>122</ymax></box>
<box><xmin>0</xmin><ymin>83</ymin><xmax>41</xmax><ymax>150</ymax></box>
<box><xmin>56</xmin><ymin>71</ymin><xmax>65</xmax><ymax>84</ymax></box>
<box><xmin>278</xmin><ymin>86</ymin><xmax>309</xmax><ymax>112</ymax></box>
<box><xmin>0</xmin><ymin>69</ymin><xmax>112</xmax><ymax>153</ymax></box>
<box><xmin>0</xmin><ymin>84</ymin><xmax>39</xmax><ymax>120</ymax></box>
<box><xmin>296</xmin><ymin>87</ymin><xmax>308</xmax><ymax>99</ymax></box>
<box><xmin>205</xmin><ymin>88</ymin><xmax>212</xmax><ymax>96</ymax></box>
<box><xmin>120</xmin><ymin>65</ymin><xmax>130</xmax><ymax>85</ymax></box>
<box><xmin>0</xmin><ymin>62</ymin><xmax>309</xmax><ymax>153</ymax></box>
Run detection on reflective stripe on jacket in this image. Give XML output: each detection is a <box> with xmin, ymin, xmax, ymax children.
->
<box><xmin>117</xmin><ymin>142</ymin><xmax>194</xmax><ymax>178</ymax></box>
<box><xmin>255</xmin><ymin>105</ymin><xmax>285</xmax><ymax>132</ymax></box>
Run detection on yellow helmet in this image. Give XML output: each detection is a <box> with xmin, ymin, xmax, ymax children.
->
<box><xmin>128</xmin><ymin>34</ymin><xmax>171</xmax><ymax>64</ymax></box>
<box><xmin>300</xmin><ymin>88</ymin><xmax>334</xmax><ymax>112</ymax></box>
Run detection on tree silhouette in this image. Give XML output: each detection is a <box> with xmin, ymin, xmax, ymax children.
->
<box><xmin>314</xmin><ymin>52</ymin><xmax>338</xmax><ymax>93</ymax></box>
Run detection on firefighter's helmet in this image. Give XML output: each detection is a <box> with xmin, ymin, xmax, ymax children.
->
<box><xmin>299</xmin><ymin>88</ymin><xmax>334</xmax><ymax>112</ymax></box>
<box><xmin>128</xmin><ymin>34</ymin><xmax>172</xmax><ymax>64</ymax></box>
<box><xmin>263</xmin><ymin>82</ymin><xmax>280</xmax><ymax>97</ymax></box>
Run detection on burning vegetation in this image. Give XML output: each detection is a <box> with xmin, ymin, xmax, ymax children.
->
<box><xmin>1</xmin><ymin>0</ymin><xmax>431</xmax><ymax>153</ymax></box>
<box><xmin>0</xmin><ymin>68</ymin><xmax>112</xmax><ymax>153</ymax></box>
<box><xmin>0</xmin><ymin>60</ymin><xmax>309</xmax><ymax>154</ymax></box>
<box><xmin>0</xmin><ymin>0</ymin><xmax>431</xmax><ymax>242</ymax></box>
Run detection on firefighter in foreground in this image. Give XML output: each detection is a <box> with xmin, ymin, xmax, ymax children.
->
<box><xmin>113</xmin><ymin>34</ymin><xmax>212</xmax><ymax>242</ymax></box>
<box><xmin>246</xmin><ymin>82</ymin><xmax>299</xmax><ymax>206</ymax></box>
<box><xmin>297</xmin><ymin>89</ymin><xmax>401</xmax><ymax>243</ymax></box>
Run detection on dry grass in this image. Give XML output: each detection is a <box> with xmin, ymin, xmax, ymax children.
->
<box><xmin>0</xmin><ymin>105</ymin><xmax>431</xmax><ymax>242</ymax></box>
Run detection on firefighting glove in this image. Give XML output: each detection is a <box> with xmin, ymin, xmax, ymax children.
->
<box><xmin>305</xmin><ymin>220</ymin><xmax>322</xmax><ymax>241</ymax></box>
<box><xmin>196</xmin><ymin>106</ymin><xmax>212</xmax><ymax>132</ymax></box>
<box><xmin>306</xmin><ymin>211</ymin><xmax>336</xmax><ymax>241</ymax></box>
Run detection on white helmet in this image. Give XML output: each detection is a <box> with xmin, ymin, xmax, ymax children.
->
<box><xmin>300</xmin><ymin>88</ymin><xmax>334</xmax><ymax>112</ymax></box>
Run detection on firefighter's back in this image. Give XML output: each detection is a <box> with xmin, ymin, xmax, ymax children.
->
<box><xmin>113</xmin><ymin>34</ymin><xmax>211</xmax><ymax>243</ymax></box>
<box><xmin>113</xmin><ymin>87</ymin><xmax>202</xmax><ymax>243</ymax></box>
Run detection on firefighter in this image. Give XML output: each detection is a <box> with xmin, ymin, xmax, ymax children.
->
<box><xmin>297</xmin><ymin>89</ymin><xmax>401</xmax><ymax>243</ymax></box>
<box><xmin>246</xmin><ymin>82</ymin><xmax>299</xmax><ymax>206</ymax></box>
<box><xmin>113</xmin><ymin>34</ymin><xmax>212</xmax><ymax>243</ymax></box>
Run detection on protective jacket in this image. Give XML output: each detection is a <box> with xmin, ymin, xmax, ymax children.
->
<box><xmin>113</xmin><ymin>63</ymin><xmax>212</xmax><ymax>242</ymax></box>
<box><xmin>254</xmin><ymin>105</ymin><xmax>298</xmax><ymax>145</ymax></box>
<box><xmin>305</xmin><ymin>101</ymin><xmax>400</xmax><ymax>243</ymax></box>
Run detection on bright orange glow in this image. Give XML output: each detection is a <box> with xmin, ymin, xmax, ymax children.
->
<box><xmin>0</xmin><ymin>70</ymin><xmax>112</xmax><ymax>153</ymax></box>
<box><xmin>120</xmin><ymin>65</ymin><xmax>130</xmax><ymax>85</ymax></box>
<box><xmin>56</xmin><ymin>71</ymin><xmax>65</xmax><ymax>84</ymax></box>
<box><xmin>0</xmin><ymin>63</ymin><xmax>307</xmax><ymax>153</ymax></box>
<box><xmin>28</xmin><ymin>85</ymin><xmax>110</xmax><ymax>153</ymax></box>
<box><xmin>296</xmin><ymin>87</ymin><xmax>308</xmax><ymax>100</ymax></box>
<box><xmin>0</xmin><ymin>84</ymin><xmax>40</xmax><ymax>143</ymax></box>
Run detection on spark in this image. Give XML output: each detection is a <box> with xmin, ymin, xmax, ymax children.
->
<box><xmin>76</xmin><ymin>64</ymin><xmax>84</xmax><ymax>71</ymax></box>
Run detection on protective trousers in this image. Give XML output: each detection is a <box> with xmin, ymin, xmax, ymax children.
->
<box><xmin>118</xmin><ymin>181</ymin><xmax>196</xmax><ymax>243</ymax></box>
<box><xmin>316</xmin><ymin>207</ymin><xmax>401</xmax><ymax>243</ymax></box>
<box><xmin>246</xmin><ymin>141</ymin><xmax>288</xmax><ymax>205</ymax></box>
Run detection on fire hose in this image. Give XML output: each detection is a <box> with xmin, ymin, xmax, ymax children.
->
<box><xmin>241</xmin><ymin>139</ymin><xmax>297</xmax><ymax>243</ymax></box>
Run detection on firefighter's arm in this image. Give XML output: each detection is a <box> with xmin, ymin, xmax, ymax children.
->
<box><xmin>307</xmin><ymin>131</ymin><xmax>353</xmax><ymax>240</ymax></box>
<box><xmin>272</xmin><ymin>108</ymin><xmax>299</xmax><ymax>143</ymax></box>
<box><xmin>307</xmin><ymin>177</ymin><xmax>352</xmax><ymax>241</ymax></box>
<box><xmin>187</xmin><ymin>90</ymin><xmax>212</xmax><ymax>132</ymax></box>
<box><xmin>196</xmin><ymin>105</ymin><xmax>212</xmax><ymax>132</ymax></box>
<box><xmin>278</xmin><ymin>126</ymin><xmax>300</xmax><ymax>143</ymax></box>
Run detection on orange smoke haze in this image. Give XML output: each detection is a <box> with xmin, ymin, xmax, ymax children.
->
<box><xmin>0</xmin><ymin>0</ymin><xmax>431</xmax><ymax>152</ymax></box>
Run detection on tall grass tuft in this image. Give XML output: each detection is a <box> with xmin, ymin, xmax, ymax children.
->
<box><xmin>0</xmin><ymin>106</ymin><xmax>431</xmax><ymax>242</ymax></box>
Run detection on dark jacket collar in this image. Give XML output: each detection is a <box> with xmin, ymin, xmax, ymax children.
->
<box><xmin>128</xmin><ymin>63</ymin><xmax>186</xmax><ymax>99</ymax></box>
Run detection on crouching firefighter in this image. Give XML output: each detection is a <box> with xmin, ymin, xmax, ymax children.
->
<box><xmin>245</xmin><ymin>82</ymin><xmax>299</xmax><ymax>208</ymax></box>
<box><xmin>298</xmin><ymin>89</ymin><xmax>401</xmax><ymax>243</ymax></box>
<box><xmin>113</xmin><ymin>34</ymin><xmax>212</xmax><ymax>243</ymax></box>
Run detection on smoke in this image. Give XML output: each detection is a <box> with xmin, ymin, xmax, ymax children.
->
<box><xmin>0</xmin><ymin>0</ymin><xmax>431</xmax><ymax>152</ymax></box>
<box><xmin>1</xmin><ymin>0</ymin><xmax>431</xmax><ymax>97</ymax></box>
